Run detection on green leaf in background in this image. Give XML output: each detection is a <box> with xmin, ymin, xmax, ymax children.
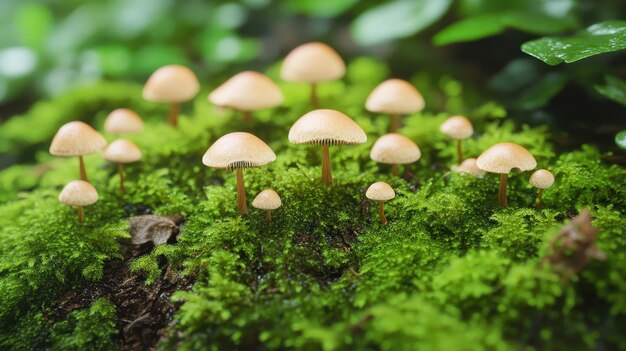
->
<box><xmin>351</xmin><ymin>0</ymin><xmax>452</xmax><ymax>46</ymax></box>
<box><xmin>286</xmin><ymin>0</ymin><xmax>359</xmax><ymax>17</ymax></box>
<box><xmin>616</xmin><ymin>130</ymin><xmax>626</xmax><ymax>150</ymax></box>
<box><xmin>14</xmin><ymin>4</ymin><xmax>53</xmax><ymax>51</ymax></box>
<box><xmin>595</xmin><ymin>75</ymin><xmax>626</xmax><ymax>107</ymax></box>
<box><xmin>517</xmin><ymin>72</ymin><xmax>567</xmax><ymax>110</ymax></box>
<box><xmin>433</xmin><ymin>14</ymin><xmax>504</xmax><ymax>46</ymax></box>
<box><xmin>522</xmin><ymin>20</ymin><xmax>626</xmax><ymax>65</ymax></box>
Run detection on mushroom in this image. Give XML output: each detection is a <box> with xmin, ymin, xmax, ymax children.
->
<box><xmin>370</xmin><ymin>133</ymin><xmax>421</xmax><ymax>176</ymax></box>
<box><xmin>59</xmin><ymin>180</ymin><xmax>98</xmax><ymax>223</ymax></box>
<box><xmin>49</xmin><ymin>121</ymin><xmax>107</xmax><ymax>181</ymax></box>
<box><xmin>476</xmin><ymin>142</ymin><xmax>537</xmax><ymax>207</ymax></box>
<box><xmin>365</xmin><ymin>79</ymin><xmax>425</xmax><ymax>133</ymax></box>
<box><xmin>440</xmin><ymin>116</ymin><xmax>473</xmax><ymax>163</ymax></box>
<box><xmin>104</xmin><ymin>108</ymin><xmax>144</xmax><ymax>135</ymax></box>
<box><xmin>252</xmin><ymin>189</ymin><xmax>282</xmax><ymax>222</ymax></box>
<box><xmin>280</xmin><ymin>42</ymin><xmax>346</xmax><ymax>106</ymax></box>
<box><xmin>451</xmin><ymin>158</ymin><xmax>485</xmax><ymax>178</ymax></box>
<box><xmin>366</xmin><ymin>182</ymin><xmax>395</xmax><ymax>225</ymax></box>
<box><xmin>529</xmin><ymin>169</ymin><xmax>554</xmax><ymax>208</ymax></box>
<box><xmin>209</xmin><ymin>71</ymin><xmax>283</xmax><ymax>123</ymax></box>
<box><xmin>103</xmin><ymin>139</ymin><xmax>142</xmax><ymax>194</ymax></box>
<box><xmin>142</xmin><ymin>65</ymin><xmax>200</xmax><ymax>127</ymax></box>
<box><xmin>288</xmin><ymin>109</ymin><xmax>367</xmax><ymax>186</ymax></box>
<box><xmin>202</xmin><ymin>132</ymin><xmax>276</xmax><ymax>215</ymax></box>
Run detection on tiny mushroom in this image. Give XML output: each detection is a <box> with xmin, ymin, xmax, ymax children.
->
<box><xmin>440</xmin><ymin>116</ymin><xmax>473</xmax><ymax>163</ymax></box>
<box><xmin>252</xmin><ymin>189</ymin><xmax>282</xmax><ymax>223</ymax></box>
<box><xmin>203</xmin><ymin>132</ymin><xmax>276</xmax><ymax>215</ymax></box>
<box><xmin>143</xmin><ymin>65</ymin><xmax>200</xmax><ymax>127</ymax></box>
<box><xmin>366</xmin><ymin>182</ymin><xmax>395</xmax><ymax>225</ymax></box>
<box><xmin>50</xmin><ymin>121</ymin><xmax>107</xmax><ymax>181</ymax></box>
<box><xmin>59</xmin><ymin>180</ymin><xmax>98</xmax><ymax>223</ymax></box>
<box><xmin>280</xmin><ymin>42</ymin><xmax>345</xmax><ymax>106</ymax></box>
<box><xmin>365</xmin><ymin>79</ymin><xmax>425</xmax><ymax>133</ymax></box>
<box><xmin>288</xmin><ymin>109</ymin><xmax>367</xmax><ymax>186</ymax></box>
<box><xmin>103</xmin><ymin>139</ymin><xmax>142</xmax><ymax>194</ymax></box>
<box><xmin>451</xmin><ymin>158</ymin><xmax>485</xmax><ymax>178</ymax></box>
<box><xmin>370</xmin><ymin>133</ymin><xmax>421</xmax><ymax>176</ymax></box>
<box><xmin>477</xmin><ymin>142</ymin><xmax>537</xmax><ymax>207</ymax></box>
<box><xmin>529</xmin><ymin>169</ymin><xmax>555</xmax><ymax>208</ymax></box>
<box><xmin>104</xmin><ymin>108</ymin><xmax>144</xmax><ymax>135</ymax></box>
<box><xmin>209</xmin><ymin>71</ymin><xmax>283</xmax><ymax>122</ymax></box>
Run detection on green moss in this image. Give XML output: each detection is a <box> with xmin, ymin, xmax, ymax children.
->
<box><xmin>50</xmin><ymin>298</ymin><xmax>118</xmax><ymax>351</ymax></box>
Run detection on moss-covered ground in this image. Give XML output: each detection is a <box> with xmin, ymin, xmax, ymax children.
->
<box><xmin>0</xmin><ymin>58</ymin><xmax>625</xmax><ymax>350</ymax></box>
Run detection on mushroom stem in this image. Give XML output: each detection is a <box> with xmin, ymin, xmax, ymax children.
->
<box><xmin>242</xmin><ymin>110</ymin><xmax>252</xmax><ymax>123</ymax></box>
<box><xmin>79</xmin><ymin>155</ymin><xmax>88</xmax><ymax>181</ymax></box>
<box><xmin>390</xmin><ymin>114</ymin><xmax>400</xmax><ymax>133</ymax></box>
<box><xmin>456</xmin><ymin>139</ymin><xmax>464</xmax><ymax>163</ymax></box>
<box><xmin>167</xmin><ymin>103</ymin><xmax>180</xmax><ymax>127</ymax></box>
<box><xmin>391</xmin><ymin>164</ymin><xmax>398</xmax><ymax>176</ymax></box>
<box><xmin>266</xmin><ymin>209</ymin><xmax>271</xmax><ymax>223</ymax></box>
<box><xmin>379</xmin><ymin>201</ymin><xmax>388</xmax><ymax>225</ymax></box>
<box><xmin>536</xmin><ymin>189</ymin><xmax>544</xmax><ymax>209</ymax></box>
<box><xmin>498</xmin><ymin>173</ymin><xmax>508</xmax><ymax>207</ymax></box>
<box><xmin>118</xmin><ymin>163</ymin><xmax>125</xmax><ymax>194</ymax></box>
<box><xmin>236</xmin><ymin>168</ymin><xmax>248</xmax><ymax>215</ymax></box>
<box><xmin>77</xmin><ymin>205</ymin><xmax>84</xmax><ymax>224</ymax></box>
<box><xmin>310</xmin><ymin>83</ymin><xmax>318</xmax><ymax>107</ymax></box>
<box><xmin>321</xmin><ymin>144</ymin><xmax>333</xmax><ymax>186</ymax></box>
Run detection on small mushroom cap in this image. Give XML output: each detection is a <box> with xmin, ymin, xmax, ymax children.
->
<box><xmin>288</xmin><ymin>109</ymin><xmax>367</xmax><ymax>146</ymax></box>
<box><xmin>202</xmin><ymin>132</ymin><xmax>276</xmax><ymax>169</ymax></box>
<box><xmin>529</xmin><ymin>169</ymin><xmax>555</xmax><ymax>189</ymax></box>
<box><xmin>365</xmin><ymin>79</ymin><xmax>425</xmax><ymax>115</ymax></box>
<box><xmin>104</xmin><ymin>108</ymin><xmax>144</xmax><ymax>134</ymax></box>
<box><xmin>49</xmin><ymin>121</ymin><xmax>107</xmax><ymax>156</ymax></box>
<box><xmin>103</xmin><ymin>139</ymin><xmax>142</xmax><ymax>163</ymax></box>
<box><xmin>142</xmin><ymin>65</ymin><xmax>200</xmax><ymax>103</ymax></box>
<box><xmin>440</xmin><ymin>116</ymin><xmax>473</xmax><ymax>140</ymax></box>
<box><xmin>59</xmin><ymin>180</ymin><xmax>98</xmax><ymax>206</ymax></box>
<box><xmin>208</xmin><ymin>71</ymin><xmax>283</xmax><ymax>111</ymax></box>
<box><xmin>476</xmin><ymin>142</ymin><xmax>537</xmax><ymax>174</ymax></box>
<box><xmin>280</xmin><ymin>42</ymin><xmax>346</xmax><ymax>83</ymax></box>
<box><xmin>370</xmin><ymin>133</ymin><xmax>421</xmax><ymax>164</ymax></box>
<box><xmin>451</xmin><ymin>158</ymin><xmax>485</xmax><ymax>177</ymax></box>
<box><xmin>366</xmin><ymin>182</ymin><xmax>395</xmax><ymax>201</ymax></box>
<box><xmin>252</xmin><ymin>189</ymin><xmax>282</xmax><ymax>210</ymax></box>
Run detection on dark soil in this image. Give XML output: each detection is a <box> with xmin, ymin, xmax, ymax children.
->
<box><xmin>51</xmin><ymin>215</ymin><xmax>194</xmax><ymax>351</ymax></box>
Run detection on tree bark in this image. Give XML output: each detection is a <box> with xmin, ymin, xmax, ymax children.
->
<box><xmin>321</xmin><ymin>144</ymin><xmax>332</xmax><ymax>186</ymax></box>
<box><xmin>236</xmin><ymin>169</ymin><xmax>248</xmax><ymax>215</ymax></box>
<box><xmin>498</xmin><ymin>173</ymin><xmax>508</xmax><ymax>207</ymax></box>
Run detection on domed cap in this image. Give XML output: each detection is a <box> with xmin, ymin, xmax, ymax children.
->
<box><xmin>529</xmin><ymin>169</ymin><xmax>555</xmax><ymax>189</ymax></box>
<box><xmin>365</xmin><ymin>79</ymin><xmax>425</xmax><ymax>115</ymax></box>
<box><xmin>208</xmin><ymin>71</ymin><xmax>283</xmax><ymax>111</ymax></box>
<box><xmin>280</xmin><ymin>42</ymin><xmax>346</xmax><ymax>83</ymax></box>
<box><xmin>451</xmin><ymin>158</ymin><xmax>485</xmax><ymax>177</ymax></box>
<box><xmin>49</xmin><ymin>121</ymin><xmax>107</xmax><ymax>156</ymax></box>
<box><xmin>440</xmin><ymin>116</ymin><xmax>473</xmax><ymax>140</ymax></box>
<box><xmin>370</xmin><ymin>133</ymin><xmax>421</xmax><ymax>164</ymax></box>
<box><xmin>202</xmin><ymin>132</ymin><xmax>276</xmax><ymax>170</ymax></box>
<box><xmin>252</xmin><ymin>189</ymin><xmax>282</xmax><ymax>210</ymax></box>
<box><xmin>288</xmin><ymin>109</ymin><xmax>367</xmax><ymax>146</ymax></box>
<box><xmin>476</xmin><ymin>142</ymin><xmax>537</xmax><ymax>174</ymax></box>
<box><xmin>103</xmin><ymin>139</ymin><xmax>142</xmax><ymax>163</ymax></box>
<box><xmin>366</xmin><ymin>182</ymin><xmax>395</xmax><ymax>201</ymax></box>
<box><xmin>143</xmin><ymin>65</ymin><xmax>200</xmax><ymax>103</ymax></box>
<box><xmin>104</xmin><ymin>108</ymin><xmax>144</xmax><ymax>134</ymax></box>
<box><xmin>59</xmin><ymin>180</ymin><xmax>99</xmax><ymax>206</ymax></box>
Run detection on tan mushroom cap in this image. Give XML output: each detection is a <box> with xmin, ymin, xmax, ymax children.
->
<box><xmin>49</xmin><ymin>121</ymin><xmax>107</xmax><ymax>156</ymax></box>
<box><xmin>451</xmin><ymin>158</ymin><xmax>485</xmax><ymax>177</ymax></box>
<box><xmin>366</xmin><ymin>182</ymin><xmax>395</xmax><ymax>201</ymax></box>
<box><xmin>209</xmin><ymin>71</ymin><xmax>283</xmax><ymax>111</ymax></box>
<box><xmin>529</xmin><ymin>169</ymin><xmax>555</xmax><ymax>189</ymax></box>
<box><xmin>103</xmin><ymin>139</ymin><xmax>142</xmax><ymax>164</ymax></box>
<box><xmin>202</xmin><ymin>132</ymin><xmax>276</xmax><ymax>169</ymax></box>
<box><xmin>476</xmin><ymin>142</ymin><xmax>537</xmax><ymax>174</ymax></box>
<box><xmin>280</xmin><ymin>42</ymin><xmax>346</xmax><ymax>83</ymax></box>
<box><xmin>370</xmin><ymin>133</ymin><xmax>421</xmax><ymax>164</ymax></box>
<box><xmin>440</xmin><ymin>116</ymin><xmax>473</xmax><ymax>140</ymax></box>
<box><xmin>288</xmin><ymin>109</ymin><xmax>367</xmax><ymax>146</ymax></box>
<box><xmin>365</xmin><ymin>79</ymin><xmax>425</xmax><ymax>115</ymax></box>
<box><xmin>59</xmin><ymin>180</ymin><xmax>99</xmax><ymax>206</ymax></box>
<box><xmin>104</xmin><ymin>108</ymin><xmax>144</xmax><ymax>134</ymax></box>
<box><xmin>252</xmin><ymin>189</ymin><xmax>282</xmax><ymax>210</ymax></box>
<box><xmin>143</xmin><ymin>65</ymin><xmax>200</xmax><ymax>103</ymax></box>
